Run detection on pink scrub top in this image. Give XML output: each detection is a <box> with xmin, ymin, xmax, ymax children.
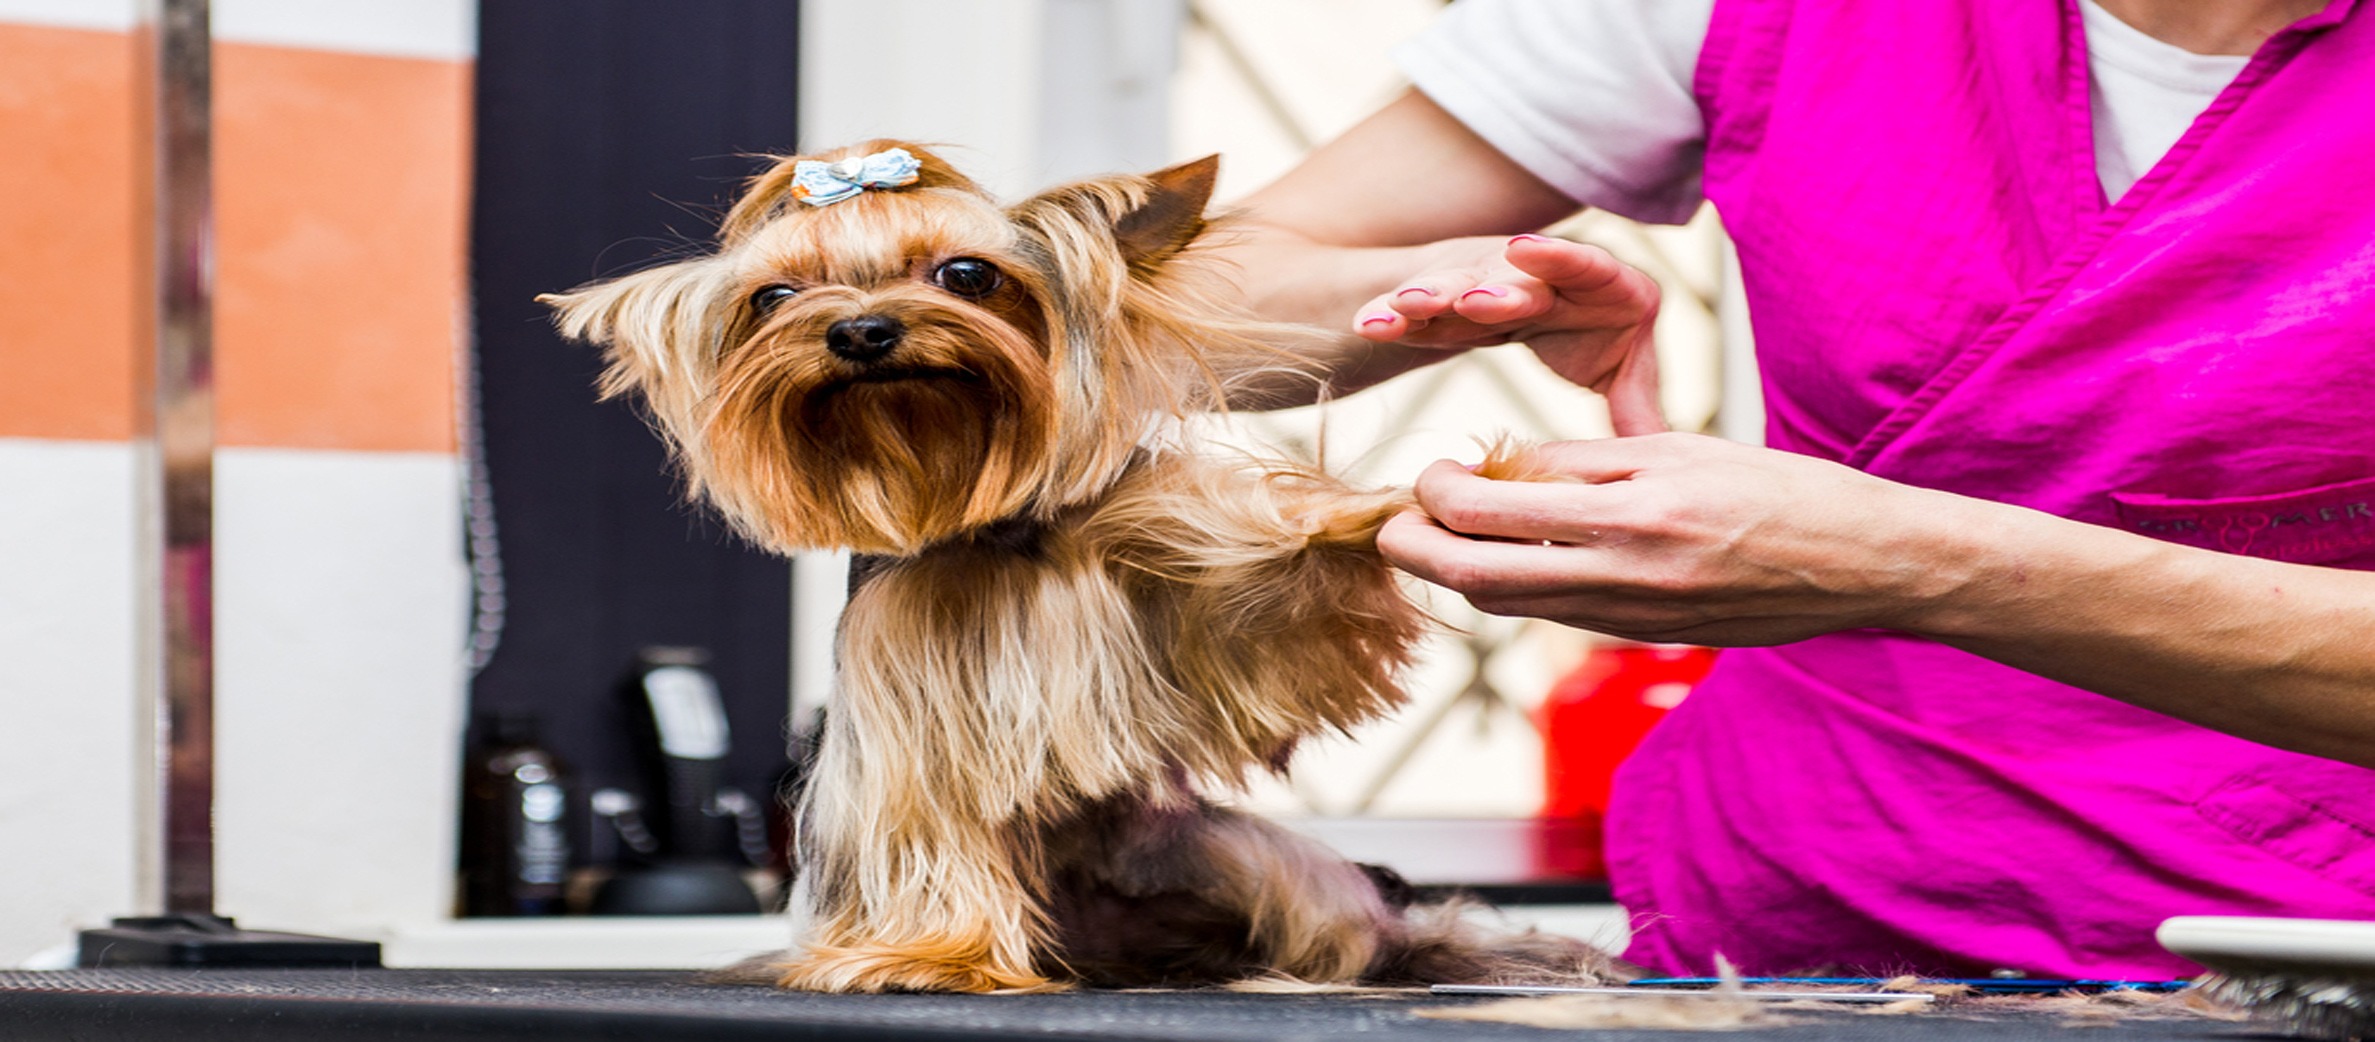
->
<box><xmin>1608</xmin><ymin>0</ymin><xmax>2375</xmax><ymax>977</ymax></box>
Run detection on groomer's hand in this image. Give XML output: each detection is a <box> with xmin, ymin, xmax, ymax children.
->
<box><xmin>1352</xmin><ymin>234</ymin><xmax>1667</xmax><ymax>436</ymax></box>
<box><xmin>1376</xmin><ymin>433</ymin><xmax>1977</xmax><ymax>644</ymax></box>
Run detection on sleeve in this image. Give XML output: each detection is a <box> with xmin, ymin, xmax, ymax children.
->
<box><xmin>1392</xmin><ymin>0</ymin><xmax>1716</xmax><ymax>225</ymax></box>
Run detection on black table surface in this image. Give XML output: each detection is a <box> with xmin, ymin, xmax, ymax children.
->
<box><xmin>0</xmin><ymin>969</ymin><xmax>2275</xmax><ymax>1042</ymax></box>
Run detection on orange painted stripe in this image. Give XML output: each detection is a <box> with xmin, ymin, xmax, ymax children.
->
<box><xmin>0</xmin><ymin>23</ymin><xmax>139</xmax><ymax>442</ymax></box>
<box><xmin>0</xmin><ymin>29</ymin><xmax>471</xmax><ymax>452</ymax></box>
<box><xmin>215</xmin><ymin>41</ymin><xmax>468</xmax><ymax>453</ymax></box>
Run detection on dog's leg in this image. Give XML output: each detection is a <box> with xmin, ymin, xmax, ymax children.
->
<box><xmin>1044</xmin><ymin>796</ymin><xmax>1627</xmax><ymax>988</ymax></box>
<box><xmin>1167</xmin><ymin>805</ymin><xmax>1398</xmax><ymax>984</ymax></box>
<box><xmin>774</xmin><ymin>731</ymin><xmax>1057</xmax><ymax>993</ymax></box>
<box><xmin>769</xmin><ymin>574</ymin><xmax>1067</xmax><ymax>994</ymax></box>
<box><xmin>1033</xmin><ymin>793</ymin><xmax>1389</xmax><ymax>986</ymax></box>
<box><xmin>773</xmin><ymin>548</ymin><xmax>1183</xmax><ymax>993</ymax></box>
<box><xmin>773</xmin><ymin>551</ymin><xmax>1056</xmax><ymax>993</ymax></box>
<box><xmin>1153</xmin><ymin>806</ymin><xmax>1624</xmax><ymax>986</ymax></box>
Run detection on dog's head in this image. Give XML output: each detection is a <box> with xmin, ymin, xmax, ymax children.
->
<box><xmin>541</xmin><ymin>141</ymin><xmax>1291</xmax><ymax>555</ymax></box>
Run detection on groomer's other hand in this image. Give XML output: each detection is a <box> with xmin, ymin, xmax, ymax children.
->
<box><xmin>1352</xmin><ymin>234</ymin><xmax>1667</xmax><ymax>436</ymax></box>
<box><xmin>1377</xmin><ymin>433</ymin><xmax>1974</xmax><ymax>644</ymax></box>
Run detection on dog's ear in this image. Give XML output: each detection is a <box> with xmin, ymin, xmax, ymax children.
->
<box><xmin>1114</xmin><ymin>154</ymin><xmax>1219</xmax><ymax>268</ymax></box>
<box><xmin>537</xmin><ymin>260</ymin><xmax>733</xmax><ymax>401</ymax></box>
<box><xmin>1009</xmin><ymin>155</ymin><xmax>1221</xmax><ymax>278</ymax></box>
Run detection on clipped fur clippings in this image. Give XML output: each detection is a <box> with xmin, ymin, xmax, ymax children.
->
<box><xmin>1420</xmin><ymin>993</ymin><xmax>1773</xmax><ymax>1032</ymax></box>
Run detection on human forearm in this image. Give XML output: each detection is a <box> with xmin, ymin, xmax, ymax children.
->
<box><xmin>1906</xmin><ymin>495</ymin><xmax>2375</xmax><ymax>767</ymax></box>
<box><xmin>1214</xmin><ymin>216</ymin><xmax>1668</xmax><ymax>420</ymax></box>
<box><xmin>1209</xmin><ymin>220</ymin><xmax>1462</xmax><ymax>403</ymax></box>
<box><xmin>1206</xmin><ymin>89</ymin><xmax>1642</xmax><ymax>407</ymax></box>
<box><xmin>1378</xmin><ymin>433</ymin><xmax>2375</xmax><ymax>767</ymax></box>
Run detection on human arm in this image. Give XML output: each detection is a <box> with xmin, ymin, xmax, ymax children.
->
<box><xmin>1215</xmin><ymin>90</ymin><xmax>1668</xmax><ymax>433</ymax></box>
<box><xmin>1376</xmin><ymin>433</ymin><xmax>2375</xmax><ymax>768</ymax></box>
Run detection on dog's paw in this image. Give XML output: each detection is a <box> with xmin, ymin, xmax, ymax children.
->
<box><xmin>773</xmin><ymin>944</ymin><xmax>1065</xmax><ymax>994</ymax></box>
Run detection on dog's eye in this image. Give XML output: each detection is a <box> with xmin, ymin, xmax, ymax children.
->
<box><xmin>933</xmin><ymin>258</ymin><xmax>1003</xmax><ymax>299</ymax></box>
<box><xmin>750</xmin><ymin>285</ymin><xmax>799</xmax><ymax>312</ymax></box>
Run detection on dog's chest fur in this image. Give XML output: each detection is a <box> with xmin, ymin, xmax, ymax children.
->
<box><xmin>836</xmin><ymin>450</ymin><xmax>1413</xmax><ymax>812</ymax></box>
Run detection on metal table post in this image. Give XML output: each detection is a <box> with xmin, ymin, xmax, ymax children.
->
<box><xmin>75</xmin><ymin>0</ymin><xmax>378</xmax><ymax>969</ymax></box>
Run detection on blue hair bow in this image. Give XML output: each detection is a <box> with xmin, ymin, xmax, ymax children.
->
<box><xmin>788</xmin><ymin>148</ymin><xmax>924</xmax><ymax>207</ymax></box>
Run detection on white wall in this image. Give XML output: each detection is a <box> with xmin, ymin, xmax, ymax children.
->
<box><xmin>798</xmin><ymin>0</ymin><xmax>1180</xmax><ymax>194</ymax></box>
<box><xmin>211</xmin><ymin>448</ymin><xmax>466</xmax><ymax>937</ymax></box>
<box><xmin>798</xmin><ymin>0</ymin><xmax>1047</xmax><ymax>196</ymax></box>
<box><xmin>0</xmin><ymin>440</ymin><xmax>142</xmax><ymax>967</ymax></box>
<box><xmin>0</xmin><ymin>441</ymin><xmax>468</xmax><ymax>968</ymax></box>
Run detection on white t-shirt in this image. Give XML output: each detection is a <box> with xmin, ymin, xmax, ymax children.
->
<box><xmin>1395</xmin><ymin>0</ymin><xmax>2250</xmax><ymax>224</ymax></box>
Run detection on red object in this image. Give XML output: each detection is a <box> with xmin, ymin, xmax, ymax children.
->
<box><xmin>1532</xmin><ymin>644</ymin><xmax>1719</xmax><ymax>879</ymax></box>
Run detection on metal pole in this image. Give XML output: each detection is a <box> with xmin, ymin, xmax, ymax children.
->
<box><xmin>138</xmin><ymin>0</ymin><xmax>217</xmax><ymax>918</ymax></box>
<box><xmin>81</xmin><ymin>0</ymin><xmax>372</xmax><ymax>968</ymax></box>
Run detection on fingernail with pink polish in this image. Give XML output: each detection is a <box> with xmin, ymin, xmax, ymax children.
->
<box><xmin>1359</xmin><ymin>313</ymin><xmax>1397</xmax><ymax>328</ymax></box>
<box><xmin>1395</xmin><ymin>287</ymin><xmax>1435</xmax><ymax>299</ymax></box>
<box><xmin>1459</xmin><ymin>286</ymin><xmax>1509</xmax><ymax>301</ymax></box>
<box><xmin>1509</xmin><ymin>233</ymin><xmax>1552</xmax><ymax>245</ymax></box>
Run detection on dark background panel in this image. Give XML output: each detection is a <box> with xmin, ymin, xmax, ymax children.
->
<box><xmin>469</xmin><ymin>0</ymin><xmax>803</xmax><ymax>857</ymax></box>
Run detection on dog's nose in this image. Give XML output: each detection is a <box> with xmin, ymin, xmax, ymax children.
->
<box><xmin>825</xmin><ymin>314</ymin><xmax>905</xmax><ymax>362</ymax></box>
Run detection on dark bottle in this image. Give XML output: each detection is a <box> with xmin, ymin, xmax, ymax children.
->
<box><xmin>460</xmin><ymin>712</ymin><xmax>572</xmax><ymax>916</ymax></box>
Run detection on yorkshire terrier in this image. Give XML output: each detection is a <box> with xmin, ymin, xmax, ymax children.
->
<box><xmin>541</xmin><ymin>142</ymin><xmax>1615</xmax><ymax>993</ymax></box>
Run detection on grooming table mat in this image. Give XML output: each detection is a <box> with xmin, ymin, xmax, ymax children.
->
<box><xmin>0</xmin><ymin>969</ymin><xmax>2240</xmax><ymax>1041</ymax></box>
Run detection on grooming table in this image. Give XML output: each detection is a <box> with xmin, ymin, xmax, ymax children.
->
<box><xmin>0</xmin><ymin>969</ymin><xmax>2241</xmax><ymax>1041</ymax></box>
